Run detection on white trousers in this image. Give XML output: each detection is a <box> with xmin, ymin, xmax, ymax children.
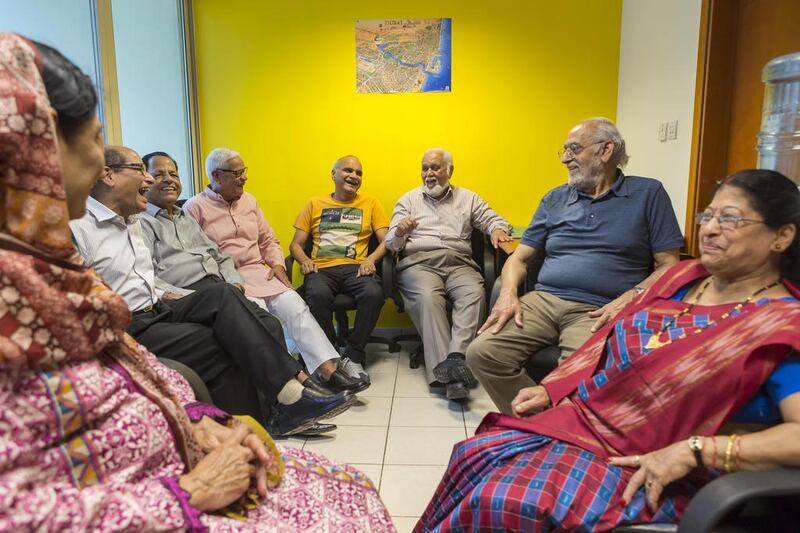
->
<box><xmin>253</xmin><ymin>291</ymin><xmax>339</xmax><ymax>375</ymax></box>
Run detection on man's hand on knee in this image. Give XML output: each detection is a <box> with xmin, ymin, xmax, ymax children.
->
<box><xmin>510</xmin><ymin>385</ymin><xmax>550</xmax><ymax>417</ymax></box>
<box><xmin>587</xmin><ymin>289</ymin><xmax>635</xmax><ymax>332</ymax></box>
<box><xmin>478</xmin><ymin>288</ymin><xmax>522</xmax><ymax>335</ymax></box>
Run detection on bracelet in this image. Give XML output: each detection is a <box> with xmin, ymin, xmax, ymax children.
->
<box><xmin>723</xmin><ymin>434</ymin><xmax>738</xmax><ymax>472</ymax></box>
<box><xmin>710</xmin><ymin>436</ymin><xmax>718</xmax><ymax>469</ymax></box>
<box><xmin>734</xmin><ymin>435</ymin><xmax>743</xmax><ymax>471</ymax></box>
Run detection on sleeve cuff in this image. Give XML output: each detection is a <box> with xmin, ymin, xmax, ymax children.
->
<box><xmin>184</xmin><ymin>401</ymin><xmax>230</xmax><ymax>423</ymax></box>
<box><xmin>159</xmin><ymin>476</ymin><xmax>207</xmax><ymax>533</ymax></box>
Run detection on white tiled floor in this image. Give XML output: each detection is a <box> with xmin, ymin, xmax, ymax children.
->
<box><xmin>278</xmin><ymin>343</ymin><xmax>497</xmax><ymax>532</ymax></box>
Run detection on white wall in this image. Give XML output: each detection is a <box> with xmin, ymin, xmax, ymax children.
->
<box><xmin>616</xmin><ymin>0</ymin><xmax>702</xmax><ymax>234</ymax></box>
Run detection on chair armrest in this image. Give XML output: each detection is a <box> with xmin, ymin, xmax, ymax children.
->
<box><xmin>285</xmin><ymin>254</ymin><xmax>295</xmax><ymax>283</ymax></box>
<box><xmin>158</xmin><ymin>357</ymin><xmax>214</xmax><ymax>404</ymax></box>
<box><xmin>678</xmin><ymin>468</ymin><xmax>800</xmax><ymax>533</ymax></box>
<box><xmin>482</xmin><ymin>237</ymin><xmax>497</xmax><ymax>305</ymax></box>
<box><xmin>382</xmin><ymin>253</ymin><xmax>404</xmax><ymax>312</ymax></box>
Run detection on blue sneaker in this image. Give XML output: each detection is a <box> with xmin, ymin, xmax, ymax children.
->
<box><xmin>268</xmin><ymin>388</ymin><xmax>356</xmax><ymax>436</ymax></box>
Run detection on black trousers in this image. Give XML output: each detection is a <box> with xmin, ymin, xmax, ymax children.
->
<box><xmin>303</xmin><ymin>264</ymin><xmax>385</xmax><ymax>364</ymax></box>
<box><xmin>128</xmin><ymin>283</ymin><xmax>301</xmax><ymax>420</ymax></box>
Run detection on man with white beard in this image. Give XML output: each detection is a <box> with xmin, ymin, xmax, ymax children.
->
<box><xmin>384</xmin><ymin>148</ymin><xmax>512</xmax><ymax>401</ymax></box>
<box><xmin>467</xmin><ymin>117</ymin><xmax>684</xmax><ymax>416</ymax></box>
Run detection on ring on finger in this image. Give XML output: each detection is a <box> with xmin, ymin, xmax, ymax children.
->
<box><xmin>634</xmin><ymin>455</ymin><xmax>641</xmax><ymax>466</ymax></box>
<box><xmin>646</xmin><ymin>479</ymin><xmax>654</xmax><ymax>488</ymax></box>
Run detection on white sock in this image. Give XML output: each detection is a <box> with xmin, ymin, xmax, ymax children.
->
<box><xmin>277</xmin><ymin>380</ymin><xmax>304</xmax><ymax>405</ymax></box>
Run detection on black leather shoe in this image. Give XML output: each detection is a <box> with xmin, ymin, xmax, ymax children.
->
<box><xmin>325</xmin><ymin>368</ymin><xmax>370</xmax><ymax>394</ymax></box>
<box><xmin>446</xmin><ymin>382</ymin><xmax>469</xmax><ymax>401</ymax></box>
<box><xmin>295</xmin><ymin>422</ymin><xmax>337</xmax><ymax>436</ymax></box>
<box><xmin>433</xmin><ymin>352</ymin><xmax>478</xmax><ymax>388</ymax></box>
<box><xmin>268</xmin><ymin>388</ymin><xmax>356</xmax><ymax>436</ymax></box>
<box><xmin>270</xmin><ymin>422</ymin><xmax>337</xmax><ymax>439</ymax></box>
<box><xmin>303</xmin><ymin>378</ymin><xmax>336</xmax><ymax>396</ymax></box>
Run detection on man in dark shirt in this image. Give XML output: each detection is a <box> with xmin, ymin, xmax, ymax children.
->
<box><xmin>468</xmin><ymin>118</ymin><xmax>684</xmax><ymax>415</ymax></box>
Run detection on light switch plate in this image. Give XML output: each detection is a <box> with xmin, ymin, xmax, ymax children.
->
<box><xmin>667</xmin><ymin>120</ymin><xmax>678</xmax><ymax>140</ymax></box>
<box><xmin>658</xmin><ymin>122</ymin><xmax>667</xmax><ymax>142</ymax></box>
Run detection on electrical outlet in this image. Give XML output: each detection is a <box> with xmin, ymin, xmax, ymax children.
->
<box><xmin>658</xmin><ymin>122</ymin><xmax>667</xmax><ymax>142</ymax></box>
<box><xmin>667</xmin><ymin>120</ymin><xmax>678</xmax><ymax>140</ymax></box>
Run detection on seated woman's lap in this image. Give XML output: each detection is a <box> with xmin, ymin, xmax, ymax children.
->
<box><xmin>426</xmin><ymin>429</ymin><xmax>688</xmax><ymax>531</ymax></box>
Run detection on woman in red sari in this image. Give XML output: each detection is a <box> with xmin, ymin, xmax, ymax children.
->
<box><xmin>416</xmin><ymin>169</ymin><xmax>800</xmax><ymax>532</ymax></box>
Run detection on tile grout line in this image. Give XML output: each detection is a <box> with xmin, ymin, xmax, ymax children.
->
<box><xmin>376</xmin><ymin>354</ymin><xmax>400</xmax><ymax>494</ymax></box>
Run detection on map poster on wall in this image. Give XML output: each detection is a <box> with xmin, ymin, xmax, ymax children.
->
<box><xmin>356</xmin><ymin>18</ymin><xmax>452</xmax><ymax>94</ymax></box>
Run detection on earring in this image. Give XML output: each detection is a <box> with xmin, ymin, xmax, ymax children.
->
<box><xmin>774</xmin><ymin>244</ymin><xmax>783</xmax><ymax>251</ymax></box>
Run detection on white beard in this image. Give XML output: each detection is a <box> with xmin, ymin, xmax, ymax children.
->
<box><xmin>423</xmin><ymin>183</ymin><xmax>448</xmax><ymax>198</ymax></box>
<box><xmin>568</xmin><ymin>173</ymin><xmax>598</xmax><ymax>193</ymax></box>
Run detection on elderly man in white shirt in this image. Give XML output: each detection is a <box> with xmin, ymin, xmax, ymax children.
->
<box><xmin>384</xmin><ymin>148</ymin><xmax>512</xmax><ymax>400</ymax></box>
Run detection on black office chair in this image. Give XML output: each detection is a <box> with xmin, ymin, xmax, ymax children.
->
<box><xmin>285</xmin><ymin>235</ymin><xmax>400</xmax><ymax>354</ymax></box>
<box><xmin>159</xmin><ymin>357</ymin><xmax>213</xmax><ymax>404</ymax></box>
<box><xmin>613</xmin><ymin>469</ymin><xmax>800</xmax><ymax>532</ymax></box>
<box><xmin>383</xmin><ymin>228</ymin><xmax>497</xmax><ymax>368</ymax></box>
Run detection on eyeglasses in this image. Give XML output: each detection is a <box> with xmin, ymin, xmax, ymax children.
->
<box><xmin>695</xmin><ymin>211</ymin><xmax>765</xmax><ymax>231</ymax></box>
<box><xmin>108</xmin><ymin>163</ymin><xmax>147</xmax><ymax>176</ymax></box>
<box><xmin>217</xmin><ymin>167</ymin><xmax>248</xmax><ymax>178</ymax></box>
<box><xmin>558</xmin><ymin>140</ymin><xmax>609</xmax><ymax>160</ymax></box>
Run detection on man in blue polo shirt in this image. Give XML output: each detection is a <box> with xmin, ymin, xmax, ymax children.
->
<box><xmin>467</xmin><ymin>117</ymin><xmax>684</xmax><ymax>415</ymax></box>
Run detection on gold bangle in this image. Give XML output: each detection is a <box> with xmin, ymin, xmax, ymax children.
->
<box><xmin>723</xmin><ymin>434</ymin><xmax>737</xmax><ymax>473</ymax></box>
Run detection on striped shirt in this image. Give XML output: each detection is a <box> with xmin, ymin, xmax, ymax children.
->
<box><xmin>384</xmin><ymin>185</ymin><xmax>511</xmax><ymax>256</ymax></box>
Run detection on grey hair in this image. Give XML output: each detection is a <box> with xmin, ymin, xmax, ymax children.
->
<box><xmin>422</xmin><ymin>147</ymin><xmax>454</xmax><ymax>173</ymax></box>
<box><xmin>582</xmin><ymin>117</ymin><xmax>629</xmax><ymax>168</ymax></box>
<box><xmin>205</xmin><ymin>147</ymin><xmax>241</xmax><ymax>182</ymax></box>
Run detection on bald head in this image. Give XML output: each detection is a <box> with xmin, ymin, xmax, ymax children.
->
<box><xmin>569</xmin><ymin>117</ymin><xmax>628</xmax><ymax>168</ymax></box>
<box><xmin>333</xmin><ymin>155</ymin><xmax>361</xmax><ymax>172</ymax></box>
<box><xmin>104</xmin><ymin>145</ymin><xmax>138</xmax><ymax>168</ymax></box>
<box><xmin>331</xmin><ymin>154</ymin><xmax>363</xmax><ymax>201</ymax></box>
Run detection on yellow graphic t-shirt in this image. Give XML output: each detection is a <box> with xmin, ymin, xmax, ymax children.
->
<box><xmin>293</xmin><ymin>194</ymin><xmax>390</xmax><ymax>269</ymax></box>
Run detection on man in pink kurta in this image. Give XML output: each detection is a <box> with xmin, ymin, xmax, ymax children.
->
<box><xmin>183</xmin><ymin>148</ymin><xmax>369</xmax><ymax>394</ymax></box>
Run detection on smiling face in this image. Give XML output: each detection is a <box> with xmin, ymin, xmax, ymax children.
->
<box><xmin>145</xmin><ymin>155</ymin><xmax>181</xmax><ymax>209</ymax></box>
<box><xmin>106</xmin><ymin>148</ymin><xmax>154</xmax><ymax>219</ymax></box>
<box><xmin>698</xmin><ymin>185</ymin><xmax>784</xmax><ymax>279</ymax></box>
<box><xmin>332</xmin><ymin>156</ymin><xmax>362</xmax><ymax>199</ymax></box>
<box><xmin>211</xmin><ymin>155</ymin><xmax>247</xmax><ymax>203</ymax></box>
<box><xmin>420</xmin><ymin>151</ymin><xmax>452</xmax><ymax>196</ymax></box>
<box><xmin>560</xmin><ymin>123</ymin><xmax>611</xmax><ymax>193</ymax></box>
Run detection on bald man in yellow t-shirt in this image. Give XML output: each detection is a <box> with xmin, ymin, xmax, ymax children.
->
<box><xmin>290</xmin><ymin>156</ymin><xmax>389</xmax><ymax>382</ymax></box>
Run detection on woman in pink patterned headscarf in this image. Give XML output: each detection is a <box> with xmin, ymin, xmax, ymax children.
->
<box><xmin>0</xmin><ymin>33</ymin><xmax>394</xmax><ymax>532</ymax></box>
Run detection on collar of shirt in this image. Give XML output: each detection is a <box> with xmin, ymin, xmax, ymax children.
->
<box><xmin>567</xmin><ymin>170</ymin><xmax>628</xmax><ymax>205</ymax></box>
<box><xmin>202</xmin><ymin>185</ymin><xmax>236</xmax><ymax>206</ymax></box>
<box><xmin>86</xmin><ymin>196</ymin><xmax>137</xmax><ymax>227</ymax></box>
<box><xmin>145</xmin><ymin>201</ymin><xmax>184</xmax><ymax>220</ymax></box>
<box><xmin>417</xmin><ymin>184</ymin><xmax>454</xmax><ymax>204</ymax></box>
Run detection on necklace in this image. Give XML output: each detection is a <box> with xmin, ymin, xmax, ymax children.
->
<box><xmin>644</xmin><ymin>278</ymin><xmax>781</xmax><ymax>350</ymax></box>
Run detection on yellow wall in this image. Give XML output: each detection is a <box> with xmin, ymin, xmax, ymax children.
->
<box><xmin>194</xmin><ymin>0</ymin><xmax>622</xmax><ymax>326</ymax></box>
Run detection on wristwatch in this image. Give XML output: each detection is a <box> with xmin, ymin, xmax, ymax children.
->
<box><xmin>688</xmin><ymin>436</ymin><xmax>705</xmax><ymax>467</ymax></box>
